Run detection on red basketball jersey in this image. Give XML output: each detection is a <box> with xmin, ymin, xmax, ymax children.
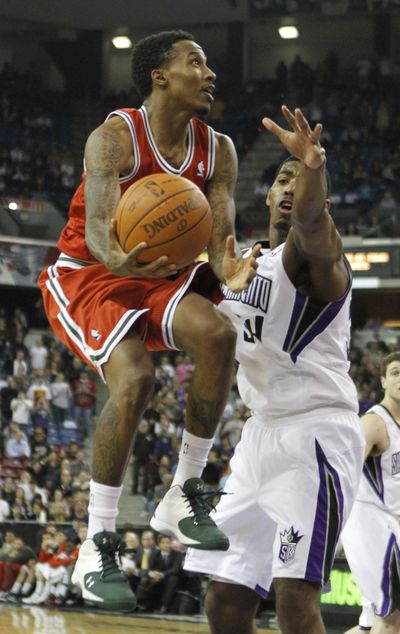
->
<box><xmin>58</xmin><ymin>106</ymin><xmax>216</xmax><ymax>262</ymax></box>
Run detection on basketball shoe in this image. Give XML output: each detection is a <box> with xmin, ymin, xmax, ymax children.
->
<box><xmin>71</xmin><ymin>530</ymin><xmax>136</xmax><ymax>611</ymax></box>
<box><xmin>150</xmin><ymin>477</ymin><xmax>229</xmax><ymax>550</ymax></box>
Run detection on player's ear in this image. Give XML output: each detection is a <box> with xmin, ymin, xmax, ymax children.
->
<box><xmin>325</xmin><ymin>198</ymin><xmax>332</xmax><ymax>213</ymax></box>
<box><xmin>151</xmin><ymin>68</ymin><xmax>168</xmax><ymax>89</ymax></box>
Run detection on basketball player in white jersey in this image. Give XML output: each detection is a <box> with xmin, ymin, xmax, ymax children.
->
<box><xmin>341</xmin><ymin>351</ymin><xmax>400</xmax><ymax>634</ymax></box>
<box><xmin>184</xmin><ymin>105</ymin><xmax>365</xmax><ymax>634</ymax></box>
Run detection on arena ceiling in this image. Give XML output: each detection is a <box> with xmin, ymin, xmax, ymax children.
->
<box><xmin>0</xmin><ymin>0</ymin><xmax>246</xmax><ymax>32</ymax></box>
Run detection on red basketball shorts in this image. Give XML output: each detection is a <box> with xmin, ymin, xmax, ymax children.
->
<box><xmin>38</xmin><ymin>253</ymin><xmax>223</xmax><ymax>380</ymax></box>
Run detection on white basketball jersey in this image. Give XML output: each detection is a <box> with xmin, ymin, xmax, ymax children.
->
<box><xmin>357</xmin><ymin>404</ymin><xmax>400</xmax><ymax>517</ymax></box>
<box><xmin>219</xmin><ymin>243</ymin><xmax>358</xmax><ymax>419</ymax></box>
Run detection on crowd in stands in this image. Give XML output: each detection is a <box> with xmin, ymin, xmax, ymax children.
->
<box><xmin>3</xmin><ymin>47</ymin><xmax>400</xmax><ymax>238</ymax></box>
<box><xmin>0</xmin><ymin>63</ymin><xmax>76</xmax><ymax>213</ymax></box>
<box><xmin>248</xmin><ymin>50</ymin><xmax>400</xmax><ymax>237</ymax></box>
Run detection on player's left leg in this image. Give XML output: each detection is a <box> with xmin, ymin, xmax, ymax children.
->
<box><xmin>150</xmin><ymin>291</ymin><xmax>236</xmax><ymax>550</ymax></box>
<box><xmin>205</xmin><ymin>581</ymin><xmax>259</xmax><ymax>634</ymax></box>
<box><xmin>274</xmin><ymin>578</ymin><xmax>325</xmax><ymax>634</ymax></box>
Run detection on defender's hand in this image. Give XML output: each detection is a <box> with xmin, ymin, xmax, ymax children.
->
<box><xmin>262</xmin><ymin>106</ymin><xmax>326</xmax><ymax>170</ymax></box>
<box><xmin>222</xmin><ymin>235</ymin><xmax>261</xmax><ymax>293</ymax></box>
<box><xmin>106</xmin><ymin>219</ymin><xmax>178</xmax><ymax>278</ymax></box>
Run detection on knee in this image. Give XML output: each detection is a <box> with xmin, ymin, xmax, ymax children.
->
<box><xmin>111</xmin><ymin>363</ymin><xmax>155</xmax><ymax>408</ymax></box>
<box><xmin>274</xmin><ymin>579</ymin><xmax>321</xmax><ymax>627</ymax></box>
<box><xmin>205</xmin><ymin>582</ymin><xmax>258</xmax><ymax>633</ymax></box>
<box><xmin>198</xmin><ymin>311</ymin><xmax>237</xmax><ymax>357</ymax></box>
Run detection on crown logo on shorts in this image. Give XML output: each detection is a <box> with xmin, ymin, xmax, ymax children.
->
<box><xmin>279</xmin><ymin>526</ymin><xmax>303</xmax><ymax>564</ymax></box>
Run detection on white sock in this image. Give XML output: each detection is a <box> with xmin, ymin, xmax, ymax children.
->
<box><xmin>21</xmin><ymin>582</ymin><xmax>33</xmax><ymax>596</ymax></box>
<box><xmin>172</xmin><ymin>430</ymin><xmax>214</xmax><ymax>487</ymax></box>
<box><xmin>87</xmin><ymin>479</ymin><xmax>123</xmax><ymax>538</ymax></box>
<box><xmin>10</xmin><ymin>581</ymin><xmax>21</xmax><ymax>594</ymax></box>
<box><xmin>32</xmin><ymin>580</ymin><xmax>43</xmax><ymax>597</ymax></box>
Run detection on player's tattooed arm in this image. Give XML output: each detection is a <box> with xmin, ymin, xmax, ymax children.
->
<box><xmin>206</xmin><ymin>134</ymin><xmax>260</xmax><ymax>292</ymax></box>
<box><xmin>206</xmin><ymin>134</ymin><xmax>238</xmax><ymax>275</ymax></box>
<box><xmin>84</xmin><ymin>120</ymin><xmax>176</xmax><ymax>278</ymax></box>
<box><xmin>84</xmin><ymin>122</ymin><xmax>129</xmax><ymax>267</ymax></box>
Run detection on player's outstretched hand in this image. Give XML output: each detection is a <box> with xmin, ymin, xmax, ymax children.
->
<box><xmin>222</xmin><ymin>235</ymin><xmax>261</xmax><ymax>293</ymax></box>
<box><xmin>106</xmin><ymin>219</ymin><xmax>178</xmax><ymax>278</ymax></box>
<box><xmin>262</xmin><ymin>106</ymin><xmax>326</xmax><ymax>170</ymax></box>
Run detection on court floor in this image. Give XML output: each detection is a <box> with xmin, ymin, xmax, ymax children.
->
<box><xmin>0</xmin><ymin>604</ymin><xmax>279</xmax><ymax>634</ymax></box>
<box><xmin>0</xmin><ymin>603</ymin><xmax>351</xmax><ymax>633</ymax></box>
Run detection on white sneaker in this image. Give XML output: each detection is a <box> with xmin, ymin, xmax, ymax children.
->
<box><xmin>21</xmin><ymin>593</ymin><xmax>40</xmax><ymax>604</ymax></box>
<box><xmin>70</xmin><ymin>531</ymin><xmax>136</xmax><ymax>611</ymax></box>
<box><xmin>150</xmin><ymin>477</ymin><xmax>229</xmax><ymax>550</ymax></box>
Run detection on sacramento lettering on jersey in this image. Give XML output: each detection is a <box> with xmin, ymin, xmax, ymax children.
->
<box><xmin>222</xmin><ymin>274</ymin><xmax>272</xmax><ymax>313</ymax></box>
<box><xmin>141</xmin><ymin>200</ymin><xmax>195</xmax><ymax>239</ymax></box>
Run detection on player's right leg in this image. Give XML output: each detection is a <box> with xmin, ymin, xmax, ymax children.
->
<box><xmin>71</xmin><ymin>334</ymin><xmax>155</xmax><ymax>611</ymax></box>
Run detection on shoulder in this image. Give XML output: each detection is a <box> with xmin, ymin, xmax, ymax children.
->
<box><xmin>361</xmin><ymin>410</ymin><xmax>388</xmax><ymax>451</ymax></box>
<box><xmin>213</xmin><ymin>131</ymin><xmax>236</xmax><ymax>157</ymax></box>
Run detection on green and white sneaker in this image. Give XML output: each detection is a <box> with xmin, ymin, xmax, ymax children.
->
<box><xmin>150</xmin><ymin>477</ymin><xmax>229</xmax><ymax>551</ymax></box>
<box><xmin>71</xmin><ymin>531</ymin><xmax>136</xmax><ymax>611</ymax></box>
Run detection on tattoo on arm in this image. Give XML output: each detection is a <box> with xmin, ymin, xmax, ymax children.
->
<box><xmin>84</xmin><ymin>127</ymin><xmax>125</xmax><ymax>263</ymax></box>
<box><xmin>207</xmin><ymin>137</ymin><xmax>239</xmax><ymax>275</ymax></box>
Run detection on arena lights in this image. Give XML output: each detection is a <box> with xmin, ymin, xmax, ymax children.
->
<box><xmin>278</xmin><ymin>17</ymin><xmax>299</xmax><ymax>39</ymax></box>
<box><xmin>112</xmin><ymin>35</ymin><xmax>133</xmax><ymax>49</ymax></box>
<box><xmin>8</xmin><ymin>201</ymin><xmax>18</xmax><ymax>211</ymax></box>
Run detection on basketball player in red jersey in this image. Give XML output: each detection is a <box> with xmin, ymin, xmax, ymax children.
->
<box><xmin>38</xmin><ymin>30</ymin><xmax>259</xmax><ymax>611</ymax></box>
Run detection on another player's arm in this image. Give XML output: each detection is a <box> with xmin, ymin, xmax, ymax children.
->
<box><xmin>263</xmin><ymin>106</ymin><xmax>348</xmax><ymax>300</ymax></box>
<box><xmin>84</xmin><ymin>118</ymin><xmax>176</xmax><ymax>278</ymax></box>
<box><xmin>361</xmin><ymin>412</ymin><xmax>390</xmax><ymax>459</ymax></box>
<box><xmin>206</xmin><ymin>133</ymin><xmax>260</xmax><ymax>292</ymax></box>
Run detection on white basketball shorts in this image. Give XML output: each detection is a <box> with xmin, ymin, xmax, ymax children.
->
<box><xmin>341</xmin><ymin>499</ymin><xmax>400</xmax><ymax>619</ymax></box>
<box><xmin>185</xmin><ymin>411</ymin><xmax>365</xmax><ymax>596</ymax></box>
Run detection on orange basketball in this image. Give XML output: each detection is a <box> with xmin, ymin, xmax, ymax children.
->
<box><xmin>115</xmin><ymin>173</ymin><xmax>212</xmax><ymax>268</ymax></box>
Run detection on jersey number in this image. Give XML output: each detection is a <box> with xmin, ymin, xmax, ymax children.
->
<box><xmin>243</xmin><ymin>316</ymin><xmax>264</xmax><ymax>343</ymax></box>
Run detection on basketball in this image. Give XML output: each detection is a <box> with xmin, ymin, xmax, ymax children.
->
<box><xmin>115</xmin><ymin>173</ymin><xmax>213</xmax><ymax>268</ymax></box>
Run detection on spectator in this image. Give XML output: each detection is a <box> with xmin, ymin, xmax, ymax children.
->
<box><xmin>131</xmin><ymin>419</ymin><xmax>155</xmax><ymax>495</ymax></box>
<box><xmin>71</xmin><ymin>371</ymin><xmax>96</xmax><ymax>439</ymax></box>
<box><xmin>12</xmin><ymin>350</ymin><xmax>29</xmax><ymax>380</ymax></box>
<box><xmin>120</xmin><ymin>530</ymin><xmax>140</xmax><ymax>591</ymax></box>
<box><xmin>70</xmin><ymin>491</ymin><xmax>89</xmax><ymax>523</ymax></box>
<box><xmin>71</xmin><ymin>467</ymin><xmax>91</xmax><ymax>494</ymax></box>
<box><xmin>0</xmin><ymin>531</ymin><xmax>17</xmax><ymax>561</ymax></box>
<box><xmin>29</xmin><ymin>426</ymin><xmax>49</xmax><ymax>461</ymax></box>
<box><xmin>0</xmin><ymin>488</ymin><xmax>10</xmax><ymax>522</ymax></box>
<box><xmin>29</xmin><ymin>337</ymin><xmax>48</xmax><ymax>372</ymax></box>
<box><xmin>50</xmin><ymin>372</ymin><xmax>71</xmax><ymax>429</ymax></box>
<box><xmin>10</xmin><ymin>390</ymin><xmax>33</xmax><ymax>427</ymax></box>
<box><xmin>27</xmin><ymin>498</ymin><xmax>48</xmax><ymax>524</ymax></box>
<box><xmin>0</xmin><ymin>536</ymin><xmax>35</xmax><ymax>595</ymax></box>
<box><xmin>146</xmin><ymin>472</ymin><xmax>174</xmax><ymax>516</ymax></box>
<box><xmin>69</xmin><ymin>448</ymin><xmax>90</xmax><ymax>478</ymax></box>
<box><xmin>26</xmin><ymin>373</ymin><xmax>51</xmax><ymax>406</ymax></box>
<box><xmin>5</xmin><ymin>425</ymin><xmax>31</xmax><ymax>459</ymax></box>
<box><xmin>0</xmin><ymin>375</ymin><xmax>18</xmax><ymax>425</ymax></box>
<box><xmin>41</xmin><ymin>450</ymin><xmax>61</xmax><ymax>492</ymax></box>
<box><xmin>48</xmin><ymin>489</ymin><xmax>71</xmax><ymax>523</ymax></box>
<box><xmin>30</xmin><ymin>395</ymin><xmax>52</xmax><ymax>429</ymax></box>
<box><xmin>201</xmin><ymin>447</ymin><xmax>223</xmax><ymax>492</ymax></box>
<box><xmin>136</xmin><ymin>534</ymin><xmax>183</xmax><ymax>614</ymax></box>
<box><xmin>1</xmin><ymin>478</ymin><xmax>16</xmax><ymax>506</ymax></box>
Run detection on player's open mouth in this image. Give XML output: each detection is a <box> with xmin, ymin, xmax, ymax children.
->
<box><xmin>278</xmin><ymin>200</ymin><xmax>293</xmax><ymax>213</ymax></box>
